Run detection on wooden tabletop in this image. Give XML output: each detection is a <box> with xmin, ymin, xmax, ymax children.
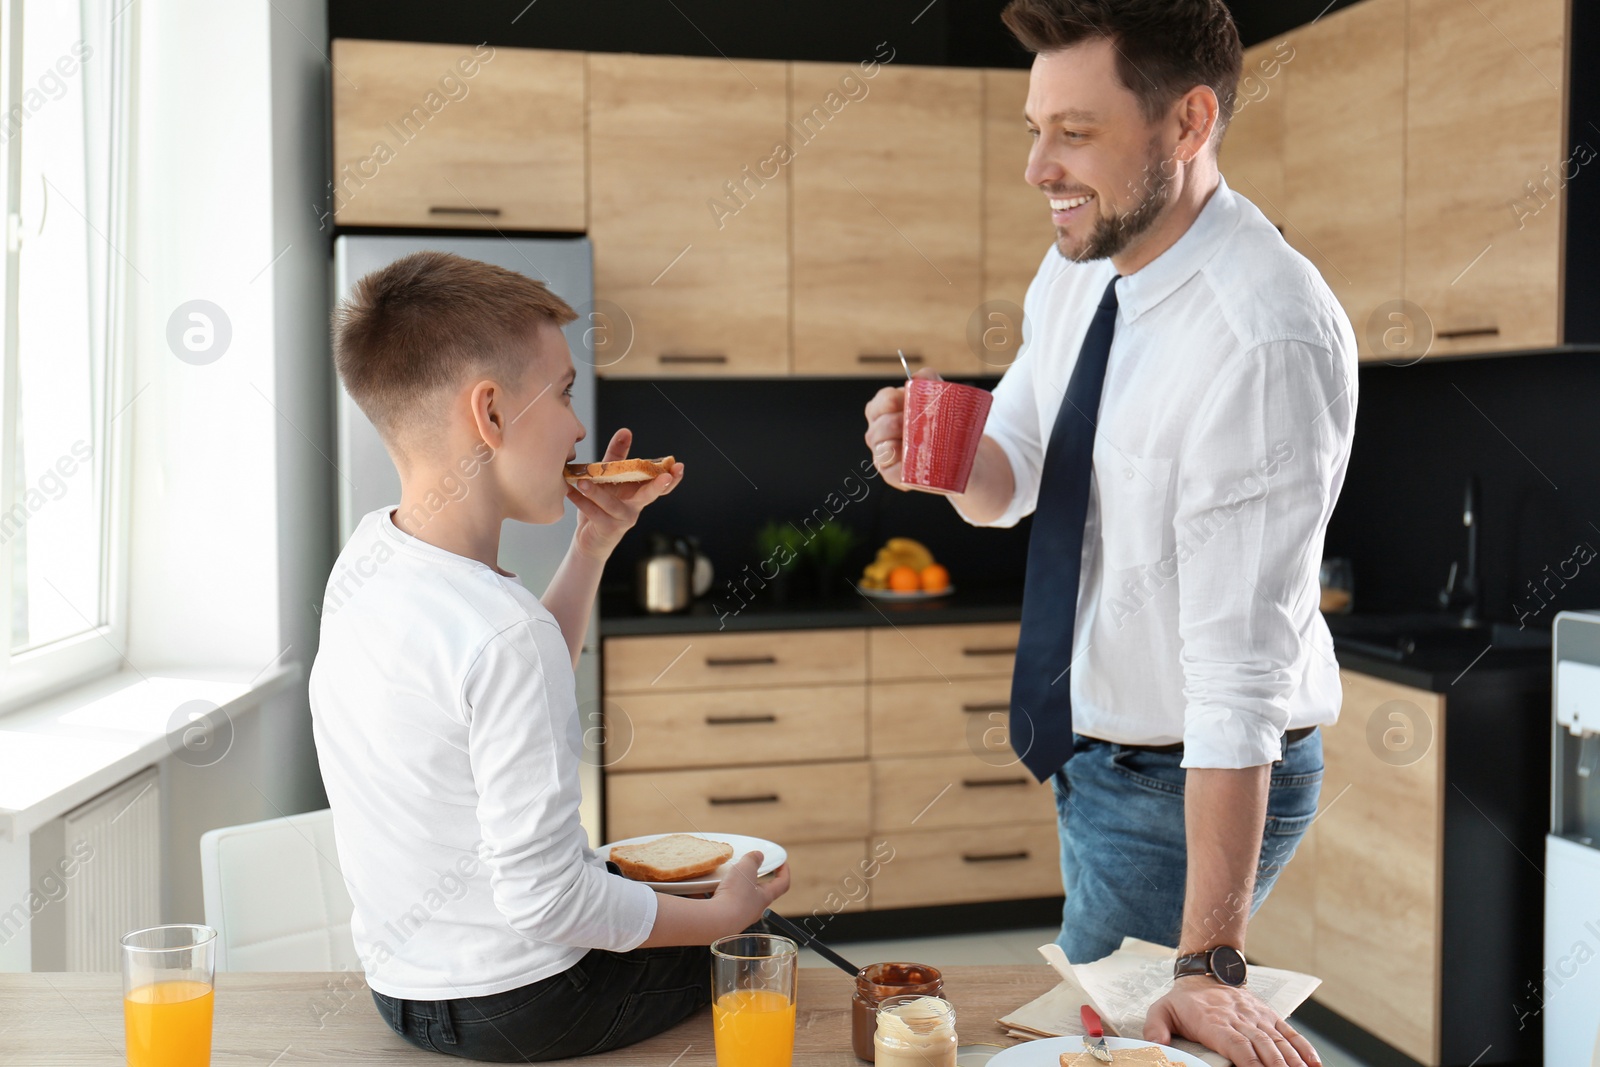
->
<box><xmin>2</xmin><ymin>965</ymin><xmax>1055</xmax><ymax>1064</ymax></box>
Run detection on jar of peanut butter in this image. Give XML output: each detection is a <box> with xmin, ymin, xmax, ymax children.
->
<box><xmin>850</xmin><ymin>963</ymin><xmax>944</xmax><ymax>1060</ymax></box>
<box><xmin>874</xmin><ymin>995</ymin><xmax>957</xmax><ymax>1067</ymax></box>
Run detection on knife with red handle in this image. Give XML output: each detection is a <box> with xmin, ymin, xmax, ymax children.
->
<box><xmin>1081</xmin><ymin>1003</ymin><xmax>1114</xmax><ymax>1062</ymax></box>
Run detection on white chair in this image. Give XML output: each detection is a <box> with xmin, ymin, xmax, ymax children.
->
<box><xmin>199</xmin><ymin>809</ymin><xmax>361</xmax><ymax>971</ymax></box>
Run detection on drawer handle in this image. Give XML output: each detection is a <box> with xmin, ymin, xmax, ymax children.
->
<box><xmin>961</xmin><ymin>777</ymin><xmax>1031</xmax><ymax>789</ymax></box>
<box><xmin>708</xmin><ymin>793</ymin><xmax>781</xmax><ymax>806</ymax></box>
<box><xmin>962</xmin><ymin>850</ymin><xmax>1031</xmax><ymax>864</ymax></box>
<box><xmin>961</xmin><ymin>701</ymin><xmax>1010</xmax><ymax>713</ymax></box>
<box><xmin>859</xmin><ymin>352</ymin><xmax>923</xmax><ymax>365</ymax></box>
<box><xmin>705</xmin><ymin>713</ymin><xmax>778</xmax><ymax>726</ymax></box>
<box><xmin>659</xmin><ymin>354</ymin><xmax>729</xmax><ymax>364</ymax></box>
<box><xmin>1436</xmin><ymin>326</ymin><xmax>1500</xmax><ymax>340</ymax></box>
<box><xmin>705</xmin><ymin>655</ymin><xmax>778</xmax><ymax>667</ymax></box>
<box><xmin>962</xmin><ymin>646</ymin><xmax>1018</xmax><ymax>657</ymax></box>
<box><xmin>428</xmin><ymin>205</ymin><xmax>502</xmax><ymax>217</ymax></box>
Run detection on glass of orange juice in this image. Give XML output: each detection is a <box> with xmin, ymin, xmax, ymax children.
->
<box><xmin>710</xmin><ymin>933</ymin><xmax>797</xmax><ymax>1067</ymax></box>
<box><xmin>121</xmin><ymin>924</ymin><xmax>217</xmax><ymax>1067</ymax></box>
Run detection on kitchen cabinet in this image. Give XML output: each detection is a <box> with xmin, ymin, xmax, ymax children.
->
<box><xmin>329</xmin><ymin>40</ymin><xmax>585</xmax><ymax>231</ymax></box>
<box><xmin>790</xmin><ymin>63</ymin><xmax>985</xmax><ymax>377</ymax></box>
<box><xmin>1218</xmin><ymin>36</ymin><xmax>1289</xmax><ymax>232</ymax></box>
<box><xmin>982</xmin><ymin>69</ymin><xmax>1058</xmax><ymax>370</ymax></box>
<box><xmin>1282</xmin><ymin>0</ymin><xmax>1406</xmax><ymax>359</ymax></box>
<box><xmin>1404</xmin><ymin>0</ymin><xmax>1566</xmax><ymax>355</ymax></box>
<box><xmin>602</xmin><ymin>621</ymin><xmax>1059</xmax><ymax>914</ymax></box>
<box><xmin>588</xmin><ymin>54</ymin><xmax>791</xmax><ymax>377</ymax></box>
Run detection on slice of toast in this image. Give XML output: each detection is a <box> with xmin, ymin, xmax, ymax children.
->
<box><xmin>609</xmin><ymin>833</ymin><xmax>735</xmax><ymax>882</ymax></box>
<box><xmin>1061</xmin><ymin>1047</ymin><xmax>1177</xmax><ymax>1067</ymax></box>
<box><xmin>564</xmin><ymin>456</ymin><xmax>675</xmax><ymax>486</ymax></box>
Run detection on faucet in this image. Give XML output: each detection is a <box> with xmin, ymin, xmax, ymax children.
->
<box><xmin>1438</xmin><ymin>475</ymin><xmax>1480</xmax><ymax>623</ymax></box>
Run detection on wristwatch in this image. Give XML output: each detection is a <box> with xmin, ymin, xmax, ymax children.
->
<box><xmin>1174</xmin><ymin>945</ymin><xmax>1248</xmax><ymax>986</ymax></box>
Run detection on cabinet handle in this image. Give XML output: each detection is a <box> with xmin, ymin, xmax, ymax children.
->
<box><xmin>1436</xmin><ymin>326</ymin><xmax>1500</xmax><ymax>340</ymax></box>
<box><xmin>962</xmin><ymin>646</ymin><xmax>1018</xmax><ymax>657</ymax></box>
<box><xmin>961</xmin><ymin>701</ymin><xmax>1010</xmax><ymax>713</ymax></box>
<box><xmin>705</xmin><ymin>655</ymin><xmax>778</xmax><ymax>667</ymax></box>
<box><xmin>705</xmin><ymin>713</ymin><xmax>778</xmax><ymax>726</ymax></box>
<box><xmin>428</xmin><ymin>205</ymin><xmax>502</xmax><ymax>218</ymax></box>
<box><xmin>961</xmin><ymin>777</ymin><xmax>1031</xmax><ymax>788</ymax></box>
<box><xmin>659</xmin><ymin>354</ymin><xmax>729</xmax><ymax>365</ymax></box>
<box><xmin>708</xmin><ymin>793</ymin><xmax>781</xmax><ymax>806</ymax></box>
<box><xmin>859</xmin><ymin>352</ymin><xmax>923</xmax><ymax>365</ymax></box>
<box><xmin>961</xmin><ymin>850</ymin><xmax>1030</xmax><ymax>863</ymax></box>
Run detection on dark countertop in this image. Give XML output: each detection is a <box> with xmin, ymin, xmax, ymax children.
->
<box><xmin>599</xmin><ymin>593</ymin><xmax>1552</xmax><ymax>695</ymax></box>
<box><xmin>598</xmin><ymin>584</ymin><xmax>1024</xmax><ymax>637</ymax></box>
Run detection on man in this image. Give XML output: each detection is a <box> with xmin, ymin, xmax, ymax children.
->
<box><xmin>863</xmin><ymin>3</ymin><xmax>1355</xmax><ymax>1066</ymax></box>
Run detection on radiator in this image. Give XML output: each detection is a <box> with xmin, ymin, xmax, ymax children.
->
<box><xmin>59</xmin><ymin>767</ymin><xmax>162</xmax><ymax>970</ymax></box>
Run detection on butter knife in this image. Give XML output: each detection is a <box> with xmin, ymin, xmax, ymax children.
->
<box><xmin>1081</xmin><ymin>1004</ymin><xmax>1114</xmax><ymax>1062</ymax></box>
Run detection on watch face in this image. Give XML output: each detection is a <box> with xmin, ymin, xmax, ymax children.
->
<box><xmin>1211</xmin><ymin>945</ymin><xmax>1247</xmax><ymax>986</ymax></box>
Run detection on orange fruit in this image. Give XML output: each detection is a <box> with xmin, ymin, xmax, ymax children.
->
<box><xmin>888</xmin><ymin>566</ymin><xmax>921</xmax><ymax>592</ymax></box>
<box><xmin>920</xmin><ymin>564</ymin><xmax>950</xmax><ymax>592</ymax></box>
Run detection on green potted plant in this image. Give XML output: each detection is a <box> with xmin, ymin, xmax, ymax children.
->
<box><xmin>800</xmin><ymin>521</ymin><xmax>860</xmax><ymax>601</ymax></box>
<box><xmin>754</xmin><ymin>521</ymin><xmax>807</xmax><ymax>605</ymax></box>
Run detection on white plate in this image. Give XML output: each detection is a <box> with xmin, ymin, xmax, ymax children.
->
<box><xmin>858</xmin><ymin>583</ymin><xmax>955</xmax><ymax>601</ymax></box>
<box><xmin>598</xmin><ymin>833</ymin><xmax>787</xmax><ymax>896</ymax></box>
<box><xmin>989</xmin><ymin>1036</ymin><xmax>1213</xmax><ymax>1067</ymax></box>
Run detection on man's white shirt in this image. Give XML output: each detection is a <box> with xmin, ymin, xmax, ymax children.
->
<box><xmin>979</xmin><ymin>175</ymin><xmax>1358</xmax><ymax>769</ymax></box>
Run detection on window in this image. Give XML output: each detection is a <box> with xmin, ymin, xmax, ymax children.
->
<box><xmin>0</xmin><ymin>0</ymin><xmax>133</xmax><ymax>711</ymax></box>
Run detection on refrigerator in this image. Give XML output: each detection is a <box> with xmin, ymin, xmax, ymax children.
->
<box><xmin>332</xmin><ymin>235</ymin><xmax>604</xmax><ymax>841</ymax></box>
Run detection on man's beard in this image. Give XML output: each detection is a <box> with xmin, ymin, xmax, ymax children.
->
<box><xmin>1058</xmin><ymin>147</ymin><xmax>1173</xmax><ymax>263</ymax></box>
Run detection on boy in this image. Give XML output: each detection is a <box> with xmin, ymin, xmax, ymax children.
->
<box><xmin>310</xmin><ymin>251</ymin><xmax>790</xmax><ymax>1061</ymax></box>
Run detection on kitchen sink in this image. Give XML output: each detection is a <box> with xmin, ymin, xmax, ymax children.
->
<box><xmin>1324</xmin><ymin>612</ymin><xmax>1552</xmax><ymax>663</ymax></box>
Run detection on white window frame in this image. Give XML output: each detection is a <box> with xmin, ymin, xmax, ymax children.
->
<box><xmin>0</xmin><ymin>0</ymin><xmax>137</xmax><ymax>715</ymax></box>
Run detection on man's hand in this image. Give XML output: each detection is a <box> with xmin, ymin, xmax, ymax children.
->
<box><xmin>566</xmin><ymin>427</ymin><xmax>683</xmax><ymax>560</ymax></box>
<box><xmin>1145</xmin><ymin>978</ymin><xmax>1321</xmax><ymax>1067</ymax></box>
<box><xmin>863</xmin><ymin>367</ymin><xmax>944</xmax><ymax>491</ymax></box>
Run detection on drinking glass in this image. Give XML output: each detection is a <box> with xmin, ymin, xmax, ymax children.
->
<box><xmin>122</xmin><ymin>924</ymin><xmax>216</xmax><ymax>1067</ymax></box>
<box><xmin>711</xmin><ymin>933</ymin><xmax>797</xmax><ymax>1067</ymax></box>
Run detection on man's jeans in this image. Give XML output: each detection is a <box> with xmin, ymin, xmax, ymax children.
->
<box><xmin>1051</xmin><ymin>729</ymin><xmax>1324</xmax><ymax>963</ymax></box>
<box><xmin>372</xmin><ymin>944</ymin><xmax>710</xmax><ymax>1062</ymax></box>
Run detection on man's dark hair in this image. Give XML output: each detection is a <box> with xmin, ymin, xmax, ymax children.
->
<box><xmin>1001</xmin><ymin>0</ymin><xmax>1243</xmax><ymax>138</ymax></box>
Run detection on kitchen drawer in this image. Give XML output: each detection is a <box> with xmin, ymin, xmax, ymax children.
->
<box><xmin>869</xmin><ymin>824</ymin><xmax>1062</xmax><ymax>909</ymax></box>
<box><xmin>868</xmin><ymin>622</ymin><xmax>1019</xmax><ymax>682</ymax></box>
<box><xmin>606</xmin><ymin>761</ymin><xmax>870</xmax><ymax>844</ymax></box>
<box><xmin>869</xmin><ymin>677</ymin><xmax>1012</xmax><ymax>758</ymax></box>
<box><xmin>777</xmin><ymin>839</ymin><xmax>872</xmax><ymax>916</ymax></box>
<box><xmin>605</xmin><ymin>630</ymin><xmax>866</xmax><ymax>693</ymax></box>
<box><xmin>872</xmin><ymin>755</ymin><xmax>1054</xmax><ymax>832</ymax></box>
<box><xmin>606</xmin><ymin>685</ymin><xmax>866</xmax><ymax>771</ymax></box>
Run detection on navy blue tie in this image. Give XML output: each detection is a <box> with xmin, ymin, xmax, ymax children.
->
<box><xmin>1011</xmin><ymin>274</ymin><xmax>1121</xmax><ymax>782</ymax></box>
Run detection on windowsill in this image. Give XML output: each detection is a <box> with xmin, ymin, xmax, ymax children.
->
<box><xmin>0</xmin><ymin>662</ymin><xmax>300</xmax><ymax>841</ymax></box>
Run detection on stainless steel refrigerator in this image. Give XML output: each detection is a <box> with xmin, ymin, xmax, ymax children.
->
<box><xmin>331</xmin><ymin>235</ymin><xmax>604</xmax><ymax>840</ymax></box>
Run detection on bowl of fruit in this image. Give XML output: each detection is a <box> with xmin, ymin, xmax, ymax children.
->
<box><xmin>858</xmin><ymin>538</ymin><xmax>952</xmax><ymax>600</ymax></box>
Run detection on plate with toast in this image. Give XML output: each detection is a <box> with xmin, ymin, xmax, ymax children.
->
<box><xmin>989</xmin><ymin>1037</ymin><xmax>1211</xmax><ymax>1067</ymax></box>
<box><xmin>599</xmin><ymin>832</ymin><xmax>787</xmax><ymax>895</ymax></box>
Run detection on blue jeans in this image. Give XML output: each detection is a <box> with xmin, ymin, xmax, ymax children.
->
<box><xmin>371</xmin><ymin>945</ymin><xmax>710</xmax><ymax>1062</ymax></box>
<box><xmin>1051</xmin><ymin>728</ymin><xmax>1323</xmax><ymax>964</ymax></box>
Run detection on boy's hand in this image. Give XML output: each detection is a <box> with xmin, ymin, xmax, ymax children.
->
<box><xmin>712</xmin><ymin>852</ymin><xmax>791</xmax><ymax>932</ymax></box>
<box><xmin>566</xmin><ymin>428</ymin><xmax>683</xmax><ymax>561</ymax></box>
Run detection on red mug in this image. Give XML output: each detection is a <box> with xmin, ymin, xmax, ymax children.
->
<box><xmin>900</xmin><ymin>378</ymin><xmax>993</xmax><ymax>494</ymax></box>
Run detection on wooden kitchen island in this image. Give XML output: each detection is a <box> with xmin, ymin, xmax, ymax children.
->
<box><xmin>3</xmin><ymin>965</ymin><xmax>1054</xmax><ymax>1064</ymax></box>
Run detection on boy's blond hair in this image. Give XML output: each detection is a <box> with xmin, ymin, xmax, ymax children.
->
<box><xmin>332</xmin><ymin>251</ymin><xmax>577</xmax><ymax>461</ymax></box>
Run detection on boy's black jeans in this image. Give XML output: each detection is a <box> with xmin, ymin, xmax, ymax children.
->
<box><xmin>371</xmin><ymin>944</ymin><xmax>711</xmax><ymax>1062</ymax></box>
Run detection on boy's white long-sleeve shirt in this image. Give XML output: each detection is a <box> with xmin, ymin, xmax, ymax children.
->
<box><xmin>309</xmin><ymin>506</ymin><xmax>657</xmax><ymax>1000</ymax></box>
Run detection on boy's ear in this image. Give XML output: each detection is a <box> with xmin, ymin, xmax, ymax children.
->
<box><xmin>468</xmin><ymin>379</ymin><xmax>506</xmax><ymax>448</ymax></box>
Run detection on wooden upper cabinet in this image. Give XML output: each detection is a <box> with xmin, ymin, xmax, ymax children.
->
<box><xmin>790</xmin><ymin>63</ymin><xmax>984</xmax><ymax>377</ymax></box>
<box><xmin>588</xmin><ymin>54</ymin><xmax>790</xmax><ymax>377</ymax></box>
<box><xmin>1219</xmin><ymin>36</ymin><xmax>1290</xmax><ymax>232</ymax></box>
<box><xmin>330</xmin><ymin>40</ymin><xmax>585</xmax><ymax>230</ymax></box>
<box><xmin>982</xmin><ymin>68</ymin><xmax>1057</xmax><ymax>372</ymax></box>
<box><xmin>1282</xmin><ymin>0</ymin><xmax>1406</xmax><ymax>360</ymax></box>
<box><xmin>1405</xmin><ymin>0</ymin><xmax>1566</xmax><ymax>356</ymax></box>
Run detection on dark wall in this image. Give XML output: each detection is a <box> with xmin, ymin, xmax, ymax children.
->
<box><xmin>596</xmin><ymin>378</ymin><xmax>1033</xmax><ymax>597</ymax></box>
<box><xmin>1327</xmin><ymin>352</ymin><xmax>1600</xmax><ymax>628</ymax></box>
<box><xmin>327</xmin><ymin>0</ymin><xmax>1365</xmax><ymax>60</ymax></box>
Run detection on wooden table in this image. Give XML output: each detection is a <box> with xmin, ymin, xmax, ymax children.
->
<box><xmin>2</xmin><ymin>965</ymin><xmax>1055</xmax><ymax>1064</ymax></box>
